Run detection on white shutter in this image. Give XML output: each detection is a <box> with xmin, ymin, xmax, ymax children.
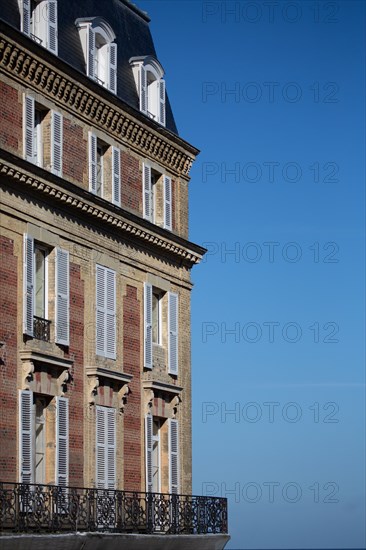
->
<box><xmin>21</xmin><ymin>0</ymin><xmax>31</xmax><ymax>35</ymax></box>
<box><xmin>158</xmin><ymin>79</ymin><xmax>166</xmax><ymax>126</ymax></box>
<box><xmin>107</xmin><ymin>408</ymin><xmax>116</xmax><ymax>490</ymax></box>
<box><xmin>88</xmin><ymin>131</ymin><xmax>97</xmax><ymax>193</ymax></box>
<box><xmin>108</xmin><ymin>43</ymin><xmax>117</xmax><ymax>94</ymax></box>
<box><xmin>145</xmin><ymin>414</ymin><xmax>153</xmax><ymax>492</ymax></box>
<box><xmin>23</xmin><ymin>234</ymin><xmax>34</xmax><ymax>336</ymax></box>
<box><xmin>163</xmin><ymin>175</ymin><xmax>172</xmax><ymax>231</ymax></box>
<box><xmin>140</xmin><ymin>65</ymin><xmax>147</xmax><ymax>114</ymax></box>
<box><xmin>47</xmin><ymin>0</ymin><xmax>58</xmax><ymax>54</ymax></box>
<box><xmin>168</xmin><ymin>292</ymin><xmax>178</xmax><ymax>375</ymax></box>
<box><xmin>96</xmin><ymin>406</ymin><xmax>106</xmax><ymax>489</ymax></box>
<box><xmin>111</xmin><ymin>146</ymin><xmax>121</xmax><ymax>206</ymax></box>
<box><xmin>55</xmin><ymin>248</ymin><xmax>69</xmax><ymax>346</ymax></box>
<box><xmin>19</xmin><ymin>390</ymin><xmax>33</xmax><ymax>483</ymax></box>
<box><xmin>144</xmin><ymin>282</ymin><xmax>153</xmax><ymax>370</ymax></box>
<box><xmin>105</xmin><ymin>269</ymin><xmax>116</xmax><ymax>359</ymax></box>
<box><xmin>169</xmin><ymin>418</ymin><xmax>179</xmax><ymax>494</ymax></box>
<box><xmin>24</xmin><ymin>95</ymin><xmax>34</xmax><ymax>163</ymax></box>
<box><xmin>51</xmin><ymin>111</ymin><xmax>63</xmax><ymax>177</ymax></box>
<box><xmin>56</xmin><ymin>397</ymin><xmax>68</xmax><ymax>486</ymax></box>
<box><xmin>87</xmin><ymin>25</ymin><xmax>95</xmax><ymax>79</ymax></box>
<box><xmin>143</xmin><ymin>163</ymin><xmax>152</xmax><ymax>222</ymax></box>
<box><xmin>96</xmin><ymin>265</ymin><xmax>106</xmax><ymax>356</ymax></box>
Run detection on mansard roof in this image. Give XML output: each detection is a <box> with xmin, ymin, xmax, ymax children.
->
<box><xmin>0</xmin><ymin>0</ymin><xmax>178</xmax><ymax>134</ymax></box>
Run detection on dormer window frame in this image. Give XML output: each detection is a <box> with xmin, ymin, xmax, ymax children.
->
<box><xmin>130</xmin><ymin>56</ymin><xmax>166</xmax><ymax>127</ymax></box>
<box><xmin>20</xmin><ymin>0</ymin><xmax>58</xmax><ymax>54</ymax></box>
<box><xmin>76</xmin><ymin>18</ymin><xmax>117</xmax><ymax>94</ymax></box>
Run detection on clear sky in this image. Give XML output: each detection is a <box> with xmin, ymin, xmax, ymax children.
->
<box><xmin>138</xmin><ymin>1</ymin><xmax>365</xmax><ymax>548</ymax></box>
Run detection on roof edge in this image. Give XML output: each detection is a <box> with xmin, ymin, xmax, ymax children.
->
<box><xmin>118</xmin><ymin>0</ymin><xmax>151</xmax><ymax>23</ymax></box>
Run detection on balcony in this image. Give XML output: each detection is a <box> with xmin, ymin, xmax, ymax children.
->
<box><xmin>0</xmin><ymin>482</ymin><xmax>228</xmax><ymax>536</ymax></box>
<box><xmin>33</xmin><ymin>317</ymin><xmax>51</xmax><ymax>342</ymax></box>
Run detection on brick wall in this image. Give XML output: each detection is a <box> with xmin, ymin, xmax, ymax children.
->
<box><xmin>0</xmin><ymin>236</ymin><xmax>18</xmax><ymax>482</ymax></box>
<box><xmin>123</xmin><ymin>285</ymin><xmax>141</xmax><ymax>491</ymax></box>
<box><xmin>63</xmin><ymin>120</ymin><xmax>86</xmax><ymax>185</ymax></box>
<box><xmin>0</xmin><ymin>82</ymin><xmax>22</xmax><ymax>155</ymax></box>
<box><xmin>121</xmin><ymin>152</ymin><xmax>141</xmax><ymax>214</ymax></box>
<box><xmin>65</xmin><ymin>262</ymin><xmax>85</xmax><ymax>487</ymax></box>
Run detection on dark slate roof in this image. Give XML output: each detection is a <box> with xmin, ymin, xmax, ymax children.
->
<box><xmin>0</xmin><ymin>0</ymin><xmax>178</xmax><ymax>134</ymax></box>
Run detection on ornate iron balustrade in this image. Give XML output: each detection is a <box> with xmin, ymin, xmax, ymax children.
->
<box><xmin>33</xmin><ymin>316</ymin><xmax>51</xmax><ymax>342</ymax></box>
<box><xmin>0</xmin><ymin>482</ymin><xmax>228</xmax><ymax>535</ymax></box>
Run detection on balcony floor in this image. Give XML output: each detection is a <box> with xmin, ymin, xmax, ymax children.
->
<box><xmin>0</xmin><ymin>532</ymin><xmax>230</xmax><ymax>550</ymax></box>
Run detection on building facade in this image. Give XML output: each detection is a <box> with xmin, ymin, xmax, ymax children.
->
<box><xmin>0</xmin><ymin>0</ymin><xmax>204</xmax><ymax>496</ymax></box>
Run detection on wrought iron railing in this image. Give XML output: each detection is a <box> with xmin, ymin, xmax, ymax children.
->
<box><xmin>0</xmin><ymin>482</ymin><xmax>228</xmax><ymax>535</ymax></box>
<box><xmin>33</xmin><ymin>316</ymin><xmax>51</xmax><ymax>342</ymax></box>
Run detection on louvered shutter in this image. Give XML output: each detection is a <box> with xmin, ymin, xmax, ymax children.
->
<box><xmin>47</xmin><ymin>0</ymin><xmax>58</xmax><ymax>54</ymax></box>
<box><xmin>145</xmin><ymin>414</ymin><xmax>153</xmax><ymax>492</ymax></box>
<box><xmin>24</xmin><ymin>95</ymin><xmax>34</xmax><ymax>163</ymax></box>
<box><xmin>144</xmin><ymin>283</ymin><xmax>153</xmax><ymax>370</ymax></box>
<box><xmin>51</xmin><ymin>111</ymin><xmax>63</xmax><ymax>177</ymax></box>
<box><xmin>87</xmin><ymin>25</ymin><xmax>95</xmax><ymax>79</ymax></box>
<box><xmin>111</xmin><ymin>147</ymin><xmax>121</xmax><ymax>206</ymax></box>
<box><xmin>168</xmin><ymin>292</ymin><xmax>178</xmax><ymax>375</ymax></box>
<box><xmin>55</xmin><ymin>248</ymin><xmax>69</xmax><ymax>346</ymax></box>
<box><xmin>107</xmin><ymin>408</ymin><xmax>116</xmax><ymax>490</ymax></box>
<box><xmin>89</xmin><ymin>132</ymin><xmax>97</xmax><ymax>193</ymax></box>
<box><xmin>21</xmin><ymin>0</ymin><xmax>31</xmax><ymax>35</ymax></box>
<box><xmin>23</xmin><ymin>234</ymin><xmax>34</xmax><ymax>336</ymax></box>
<box><xmin>56</xmin><ymin>397</ymin><xmax>68</xmax><ymax>486</ymax></box>
<box><xmin>163</xmin><ymin>175</ymin><xmax>172</xmax><ymax>231</ymax></box>
<box><xmin>143</xmin><ymin>163</ymin><xmax>152</xmax><ymax>222</ymax></box>
<box><xmin>169</xmin><ymin>418</ymin><xmax>179</xmax><ymax>494</ymax></box>
<box><xmin>96</xmin><ymin>265</ymin><xmax>106</xmax><ymax>356</ymax></box>
<box><xmin>108</xmin><ymin>43</ymin><xmax>117</xmax><ymax>94</ymax></box>
<box><xmin>158</xmin><ymin>79</ymin><xmax>166</xmax><ymax>126</ymax></box>
<box><xmin>140</xmin><ymin>65</ymin><xmax>147</xmax><ymax>114</ymax></box>
<box><xmin>96</xmin><ymin>406</ymin><xmax>106</xmax><ymax>489</ymax></box>
<box><xmin>105</xmin><ymin>269</ymin><xmax>116</xmax><ymax>359</ymax></box>
<box><xmin>19</xmin><ymin>390</ymin><xmax>33</xmax><ymax>483</ymax></box>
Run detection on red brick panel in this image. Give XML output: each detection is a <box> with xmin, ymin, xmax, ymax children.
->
<box><xmin>65</xmin><ymin>262</ymin><xmax>85</xmax><ymax>487</ymax></box>
<box><xmin>63</xmin><ymin>120</ymin><xmax>87</xmax><ymax>185</ymax></box>
<box><xmin>0</xmin><ymin>237</ymin><xmax>18</xmax><ymax>482</ymax></box>
<box><xmin>0</xmin><ymin>82</ymin><xmax>22</xmax><ymax>154</ymax></box>
<box><xmin>123</xmin><ymin>285</ymin><xmax>141</xmax><ymax>491</ymax></box>
<box><xmin>121</xmin><ymin>152</ymin><xmax>141</xmax><ymax>214</ymax></box>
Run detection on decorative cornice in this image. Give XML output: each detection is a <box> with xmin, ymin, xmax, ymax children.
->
<box><xmin>0</xmin><ymin>28</ymin><xmax>198</xmax><ymax>178</ymax></box>
<box><xmin>0</xmin><ymin>155</ymin><xmax>205</xmax><ymax>266</ymax></box>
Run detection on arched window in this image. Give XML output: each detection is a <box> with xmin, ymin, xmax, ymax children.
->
<box><xmin>130</xmin><ymin>56</ymin><xmax>166</xmax><ymax>126</ymax></box>
<box><xmin>76</xmin><ymin>17</ymin><xmax>117</xmax><ymax>94</ymax></box>
<box><xmin>20</xmin><ymin>0</ymin><xmax>58</xmax><ymax>54</ymax></box>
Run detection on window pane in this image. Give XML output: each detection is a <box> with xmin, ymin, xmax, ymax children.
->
<box><xmin>35</xmin><ymin>247</ymin><xmax>46</xmax><ymax>318</ymax></box>
<box><xmin>152</xmin><ymin>293</ymin><xmax>159</xmax><ymax>344</ymax></box>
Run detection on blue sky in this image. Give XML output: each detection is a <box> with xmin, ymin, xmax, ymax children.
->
<box><xmin>138</xmin><ymin>1</ymin><xmax>365</xmax><ymax>548</ymax></box>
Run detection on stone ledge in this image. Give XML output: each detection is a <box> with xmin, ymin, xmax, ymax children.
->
<box><xmin>0</xmin><ymin>533</ymin><xmax>230</xmax><ymax>550</ymax></box>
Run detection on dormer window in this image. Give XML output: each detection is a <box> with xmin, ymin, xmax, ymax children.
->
<box><xmin>76</xmin><ymin>18</ymin><xmax>117</xmax><ymax>94</ymax></box>
<box><xmin>130</xmin><ymin>57</ymin><xmax>166</xmax><ymax>127</ymax></box>
<box><xmin>20</xmin><ymin>0</ymin><xmax>58</xmax><ymax>54</ymax></box>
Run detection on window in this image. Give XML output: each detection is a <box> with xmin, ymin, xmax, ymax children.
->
<box><xmin>23</xmin><ymin>234</ymin><xmax>70</xmax><ymax>345</ymax></box>
<box><xmin>24</xmin><ymin>95</ymin><xmax>63</xmax><ymax>177</ymax></box>
<box><xmin>96</xmin><ymin>264</ymin><xmax>116</xmax><ymax>359</ymax></box>
<box><xmin>143</xmin><ymin>163</ymin><xmax>172</xmax><ymax>230</ymax></box>
<box><xmin>145</xmin><ymin>415</ymin><xmax>179</xmax><ymax>494</ymax></box>
<box><xmin>20</xmin><ymin>0</ymin><xmax>58</xmax><ymax>54</ymax></box>
<box><xmin>130</xmin><ymin>56</ymin><xmax>166</xmax><ymax>126</ymax></box>
<box><xmin>152</xmin><ymin>292</ymin><xmax>162</xmax><ymax>345</ymax></box>
<box><xmin>144</xmin><ymin>283</ymin><xmax>178</xmax><ymax>374</ymax></box>
<box><xmin>76</xmin><ymin>18</ymin><xmax>117</xmax><ymax>93</ymax></box>
<box><xmin>89</xmin><ymin>132</ymin><xmax>121</xmax><ymax>205</ymax></box>
<box><xmin>19</xmin><ymin>390</ymin><xmax>69</xmax><ymax>485</ymax></box>
<box><xmin>96</xmin><ymin>406</ymin><xmax>116</xmax><ymax>490</ymax></box>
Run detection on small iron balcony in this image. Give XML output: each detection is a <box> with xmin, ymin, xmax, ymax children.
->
<box><xmin>33</xmin><ymin>317</ymin><xmax>51</xmax><ymax>342</ymax></box>
<box><xmin>0</xmin><ymin>482</ymin><xmax>228</xmax><ymax>535</ymax></box>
